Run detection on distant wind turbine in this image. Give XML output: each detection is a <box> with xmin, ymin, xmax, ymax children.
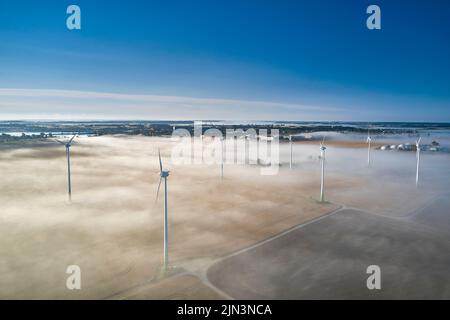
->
<box><xmin>289</xmin><ymin>135</ymin><xmax>293</xmax><ymax>169</ymax></box>
<box><xmin>199</xmin><ymin>134</ymin><xmax>204</xmax><ymax>163</ymax></box>
<box><xmin>366</xmin><ymin>129</ymin><xmax>372</xmax><ymax>167</ymax></box>
<box><xmin>256</xmin><ymin>134</ymin><xmax>262</xmax><ymax>165</ymax></box>
<box><xmin>245</xmin><ymin>134</ymin><xmax>249</xmax><ymax>165</ymax></box>
<box><xmin>220</xmin><ymin>137</ymin><xmax>224</xmax><ymax>179</ymax></box>
<box><xmin>415</xmin><ymin>137</ymin><xmax>421</xmax><ymax>187</ymax></box>
<box><xmin>319</xmin><ymin>136</ymin><xmax>326</xmax><ymax>202</ymax></box>
<box><xmin>156</xmin><ymin>149</ymin><xmax>170</xmax><ymax>269</ymax></box>
<box><xmin>55</xmin><ymin>134</ymin><xmax>77</xmax><ymax>202</ymax></box>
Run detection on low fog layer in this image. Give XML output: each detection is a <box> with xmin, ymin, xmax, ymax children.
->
<box><xmin>0</xmin><ymin>136</ymin><xmax>449</xmax><ymax>298</ymax></box>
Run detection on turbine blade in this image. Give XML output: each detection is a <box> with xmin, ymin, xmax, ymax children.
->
<box><xmin>155</xmin><ymin>177</ymin><xmax>162</xmax><ymax>203</ymax></box>
<box><xmin>54</xmin><ymin>139</ymin><xmax>65</xmax><ymax>145</ymax></box>
<box><xmin>68</xmin><ymin>133</ymin><xmax>77</xmax><ymax>144</ymax></box>
<box><xmin>158</xmin><ymin>149</ymin><xmax>163</xmax><ymax>172</ymax></box>
<box><xmin>320</xmin><ymin>135</ymin><xmax>325</xmax><ymax>147</ymax></box>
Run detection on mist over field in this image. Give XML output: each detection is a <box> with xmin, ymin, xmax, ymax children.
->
<box><xmin>0</xmin><ymin>135</ymin><xmax>449</xmax><ymax>298</ymax></box>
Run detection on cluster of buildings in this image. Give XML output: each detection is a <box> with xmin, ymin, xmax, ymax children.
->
<box><xmin>379</xmin><ymin>141</ymin><xmax>441</xmax><ymax>152</ymax></box>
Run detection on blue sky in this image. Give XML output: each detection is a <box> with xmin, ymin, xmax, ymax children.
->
<box><xmin>0</xmin><ymin>0</ymin><xmax>449</xmax><ymax>121</ymax></box>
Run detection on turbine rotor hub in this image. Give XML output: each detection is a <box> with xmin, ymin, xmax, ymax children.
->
<box><xmin>160</xmin><ymin>170</ymin><xmax>170</xmax><ymax>178</ymax></box>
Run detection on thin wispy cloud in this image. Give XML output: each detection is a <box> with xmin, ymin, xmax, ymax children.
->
<box><xmin>0</xmin><ymin>88</ymin><xmax>339</xmax><ymax>111</ymax></box>
<box><xmin>0</xmin><ymin>88</ymin><xmax>343</xmax><ymax>121</ymax></box>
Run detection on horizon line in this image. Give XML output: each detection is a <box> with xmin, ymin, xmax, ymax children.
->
<box><xmin>1</xmin><ymin>119</ymin><xmax>450</xmax><ymax>124</ymax></box>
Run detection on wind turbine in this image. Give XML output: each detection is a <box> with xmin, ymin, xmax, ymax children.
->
<box><xmin>201</xmin><ymin>134</ymin><xmax>204</xmax><ymax>163</ymax></box>
<box><xmin>289</xmin><ymin>135</ymin><xmax>293</xmax><ymax>169</ymax></box>
<box><xmin>256</xmin><ymin>134</ymin><xmax>260</xmax><ymax>165</ymax></box>
<box><xmin>366</xmin><ymin>129</ymin><xmax>372</xmax><ymax>167</ymax></box>
<box><xmin>244</xmin><ymin>134</ymin><xmax>249</xmax><ymax>165</ymax></box>
<box><xmin>415</xmin><ymin>137</ymin><xmax>421</xmax><ymax>187</ymax></box>
<box><xmin>319</xmin><ymin>136</ymin><xmax>326</xmax><ymax>202</ymax></box>
<box><xmin>55</xmin><ymin>134</ymin><xmax>77</xmax><ymax>202</ymax></box>
<box><xmin>156</xmin><ymin>149</ymin><xmax>170</xmax><ymax>270</ymax></box>
<box><xmin>220</xmin><ymin>137</ymin><xmax>224</xmax><ymax>179</ymax></box>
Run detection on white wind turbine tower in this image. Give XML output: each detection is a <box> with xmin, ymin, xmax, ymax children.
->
<box><xmin>256</xmin><ymin>134</ymin><xmax>261</xmax><ymax>165</ymax></box>
<box><xmin>220</xmin><ymin>137</ymin><xmax>224</xmax><ymax>179</ymax></box>
<box><xmin>415</xmin><ymin>137</ymin><xmax>421</xmax><ymax>187</ymax></box>
<box><xmin>201</xmin><ymin>134</ymin><xmax>204</xmax><ymax>163</ymax></box>
<box><xmin>289</xmin><ymin>135</ymin><xmax>293</xmax><ymax>169</ymax></box>
<box><xmin>319</xmin><ymin>136</ymin><xmax>326</xmax><ymax>202</ymax></box>
<box><xmin>55</xmin><ymin>134</ymin><xmax>77</xmax><ymax>202</ymax></box>
<box><xmin>245</xmin><ymin>134</ymin><xmax>249</xmax><ymax>165</ymax></box>
<box><xmin>366</xmin><ymin>129</ymin><xmax>372</xmax><ymax>167</ymax></box>
<box><xmin>155</xmin><ymin>149</ymin><xmax>170</xmax><ymax>269</ymax></box>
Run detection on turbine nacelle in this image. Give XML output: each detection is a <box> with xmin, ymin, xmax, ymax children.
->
<box><xmin>160</xmin><ymin>170</ymin><xmax>170</xmax><ymax>178</ymax></box>
<box><xmin>55</xmin><ymin>133</ymin><xmax>77</xmax><ymax>147</ymax></box>
<box><xmin>416</xmin><ymin>137</ymin><xmax>421</xmax><ymax>149</ymax></box>
<box><xmin>320</xmin><ymin>145</ymin><xmax>326</xmax><ymax>151</ymax></box>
